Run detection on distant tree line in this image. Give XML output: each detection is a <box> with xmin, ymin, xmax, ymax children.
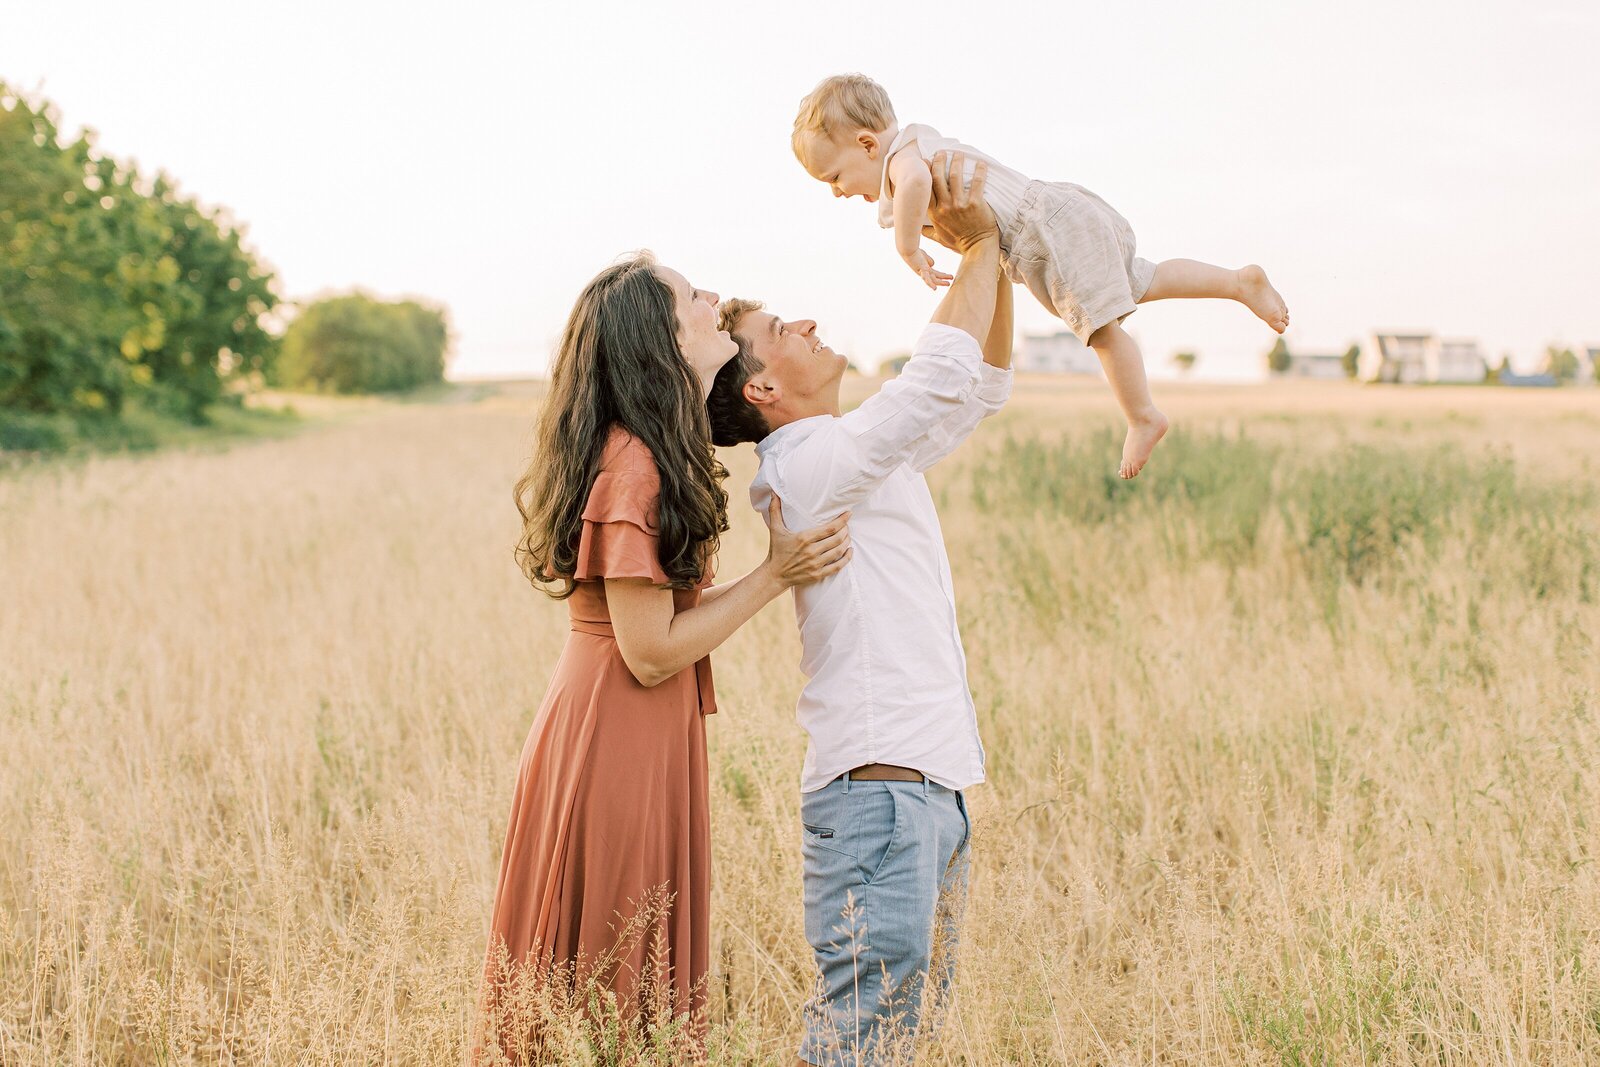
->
<box><xmin>2</xmin><ymin>83</ymin><xmax>451</xmax><ymax>451</ymax></box>
<box><xmin>273</xmin><ymin>293</ymin><xmax>449</xmax><ymax>394</ymax></box>
<box><xmin>1539</xmin><ymin>345</ymin><xmax>1595</xmax><ymax>384</ymax></box>
<box><xmin>0</xmin><ymin>83</ymin><xmax>278</xmax><ymax>446</ymax></box>
<box><xmin>1272</xmin><ymin>336</ymin><xmax>1597</xmax><ymax>387</ymax></box>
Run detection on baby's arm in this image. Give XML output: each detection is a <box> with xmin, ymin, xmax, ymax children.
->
<box><xmin>889</xmin><ymin>152</ymin><xmax>949</xmax><ymax>290</ymax></box>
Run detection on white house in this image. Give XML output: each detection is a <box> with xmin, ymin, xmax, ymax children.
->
<box><xmin>1017</xmin><ymin>330</ymin><xmax>1099</xmax><ymax>375</ymax></box>
<box><xmin>1578</xmin><ymin>345</ymin><xmax>1600</xmax><ymax>386</ymax></box>
<box><xmin>1283</xmin><ymin>352</ymin><xmax>1347</xmax><ymax>380</ymax></box>
<box><xmin>1360</xmin><ymin>332</ymin><xmax>1485</xmax><ymax>384</ymax></box>
<box><xmin>1359</xmin><ymin>333</ymin><xmax>1429</xmax><ymax>383</ymax></box>
<box><xmin>1432</xmin><ymin>339</ymin><xmax>1486</xmax><ymax>383</ymax></box>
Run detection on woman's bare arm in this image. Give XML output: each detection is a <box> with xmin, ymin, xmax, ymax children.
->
<box><xmin>606</xmin><ymin>498</ymin><xmax>850</xmax><ymax>687</ymax></box>
<box><xmin>606</xmin><ymin>570</ymin><xmax>780</xmax><ymax>688</ymax></box>
<box><xmin>697</xmin><ymin>581</ymin><xmax>733</xmax><ymax>604</ymax></box>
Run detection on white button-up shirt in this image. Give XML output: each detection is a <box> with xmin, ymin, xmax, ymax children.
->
<box><xmin>749</xmin><ymin>323</ymin><xmax>1012</xmax><ymax>793</ymax></box>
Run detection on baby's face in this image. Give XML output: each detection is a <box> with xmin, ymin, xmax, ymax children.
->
<box><xmin>799</xmin><ymin>129</ymin><xmax>884</xmax><ymax>202</ymax></box>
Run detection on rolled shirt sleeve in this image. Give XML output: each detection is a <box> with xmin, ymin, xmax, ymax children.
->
<box><xmin>906</xmin><ymin>359</ymin><xmax>1013</xmax><ymax>474</ymax></box>
<box><xmin>973</xmin><ymin>360</ymin><xmax>1014</xmax><ymax>413</ymax></box>
<box><xmin>822</xmin><ymin>323</ymin><xmax>983</xmax><ymax>510</ymax></box>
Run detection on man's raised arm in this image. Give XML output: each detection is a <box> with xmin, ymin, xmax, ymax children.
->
<box><xmin>926</xmin><ymin>155</ymin><xmax>1001</xmax><ymax>346</ymax></box>
<box><xmin>790</xmin><ymin>155</ymin><xmax>1004</xmax><ymax>517</ymax></box>
<box><xmin>898</xmin><ymin>194</ymin><xmax>1016</xmax><ymax>474</ymax></box>
<box><xmin>981</xmin><ymin>258</ymin><xmax>1013</xmax><ymax>371</ymax></box>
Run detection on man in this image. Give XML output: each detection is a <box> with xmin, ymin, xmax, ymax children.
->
<box><xmin>706</xmin><ymin>156</ymin><xmax>1013</xmax><ymax>1066</ymax></box>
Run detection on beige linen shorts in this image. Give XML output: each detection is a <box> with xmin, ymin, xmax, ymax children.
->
<box><xmin>1002</xmin><ymin>180</ymin><xmax>1156</xmax><ymax>345</ymax></box>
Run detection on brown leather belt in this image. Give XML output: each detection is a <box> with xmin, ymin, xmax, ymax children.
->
<box><xmin>839</xmin><ymin>763</ymin><xmax>924</xmax><ymax>783</ymax></box>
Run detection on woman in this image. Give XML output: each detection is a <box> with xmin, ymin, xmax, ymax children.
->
<box><xmin>477</xmin><ymin>253</ymin><xmax>851</xmax><ymax>1060</ymax></box>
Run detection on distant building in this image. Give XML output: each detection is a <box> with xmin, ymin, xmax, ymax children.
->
<box><xmin>1017</xmin><ymin>330</ymin><xmax>1099</xmax><ymax>375</ymax></box>
<box><xmin>1283</xmin><ymin>352</ymin><xmax>1347</xmax><ymax>380</ymax></box>
<box><xmin>1359</xmin><ymin>332</ymin><xmax>1485</xmax><ymax>384</ymax></box>
<box><xmin>1358</xmin><ymin>333</ymin><xmax>1429</xmax><ymax>383</ymax></box>
<box><xmin>1579</xmin><ymin>345</ymin><xmax>1600</xmax><ymax>386</ymax></box>
<box><xmin>1433</xmin><ymin>339</ymin><xmax>1486</xmax><ymax>383</ymax></box>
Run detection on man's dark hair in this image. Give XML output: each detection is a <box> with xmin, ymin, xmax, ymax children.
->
<box><xmin>707</xmin><ymin>299</ymin><xmax>772</xmax><ymax>446</ymax></box>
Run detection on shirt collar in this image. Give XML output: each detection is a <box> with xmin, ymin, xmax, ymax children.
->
<box><xmin>756</xmin><ymin>413</ymin><xmax>834</xmax><ymax>460</ymax></box>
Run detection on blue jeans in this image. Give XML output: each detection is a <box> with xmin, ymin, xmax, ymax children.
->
<box><xmin>798</xmin><ymin>774</ymin><xmax>971</xmax><ymax>1066</ymax></box>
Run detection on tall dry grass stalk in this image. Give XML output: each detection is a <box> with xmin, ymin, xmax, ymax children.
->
<box><xmin>2</xmin><ymin>381</ymin><xmax>1597</xmax><ymax>1064</ymax></box>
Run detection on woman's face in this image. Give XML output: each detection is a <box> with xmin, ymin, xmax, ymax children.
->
<box><xmin>657</xmin><ymin>266</ymin><xmax>737</xmax><ymax>396</ymax></box>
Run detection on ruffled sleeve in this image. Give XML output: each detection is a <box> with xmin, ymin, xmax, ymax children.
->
<box><xmin>573</xmin><ymin>434</ymin><xmax>669</xmax><ymax>584</ymax></box>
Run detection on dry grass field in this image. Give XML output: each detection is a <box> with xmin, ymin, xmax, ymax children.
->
<box><xmin>2</xmin><ymin>378</ymin><xmax>1598</xmax><ymax>1065</ymax></box>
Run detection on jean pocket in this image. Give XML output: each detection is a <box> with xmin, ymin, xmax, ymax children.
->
<box><xmin>858</xmin><ymin>785</ymin><xmax>903</xmax><ymax>886</ymax></box>
<box><xmin>802</xmin><ymin>820</ymin><xmax>855</xmax><ymax>859</ymax></box>
<box><xmin>802</xmin><ymin>787</ymin><xmax>856</xmax><ymax>860</ymax></box>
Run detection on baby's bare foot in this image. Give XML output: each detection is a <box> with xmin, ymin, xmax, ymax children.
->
<box><xmin>1119</xmin><ymin>410</ymin><xmax>1169</xmax><ymax>479</ymax></box>
<box><xmin>1238</xmin><ymin>265</ymin><xmax>1289</xmax><ymax>333</ymax></box>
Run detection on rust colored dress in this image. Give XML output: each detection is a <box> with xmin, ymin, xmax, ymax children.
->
<box><xmin>481</xmin><ymin>428</ymin><xmax>715</xmax><ymax>1050</ymax></box>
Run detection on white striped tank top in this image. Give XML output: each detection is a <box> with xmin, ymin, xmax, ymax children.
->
<box><xmin>875</xmin><ymin>123</ymin><xmax>1033</xmax><ymax>238</ymax></box>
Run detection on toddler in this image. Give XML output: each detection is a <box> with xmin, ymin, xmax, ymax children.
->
<box><xmin>792</xmin><ymin>73</ymin><xmax>1290</xmax><ymax>478</ymax></box>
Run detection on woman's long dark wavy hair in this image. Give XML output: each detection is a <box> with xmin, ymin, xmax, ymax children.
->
<box><xmin>514</xmin><ymin>252</ymin><xmax>729</xmax><ymax>598</ymax></box>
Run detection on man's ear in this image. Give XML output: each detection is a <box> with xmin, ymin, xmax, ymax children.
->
<box><xmin>742</xmin><ymin>373</ymin><xmax>779</xmax><ymax>410</ymax></box>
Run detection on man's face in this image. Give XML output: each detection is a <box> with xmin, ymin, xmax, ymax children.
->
<box><xmin>799</xmin><ymin>129</ymin><xmax>884</xmax><ymax>201</ymax></box>
<box><xmin>736</xmin><ymin>309</ymin><xmax>848</xmax><ymax>415</ymax></box>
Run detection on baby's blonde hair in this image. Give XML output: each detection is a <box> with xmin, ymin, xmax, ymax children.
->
<box><xmin>791</xmin><ymin>74</ymin><xmax>895</xmax><ymax>163</ymax></box>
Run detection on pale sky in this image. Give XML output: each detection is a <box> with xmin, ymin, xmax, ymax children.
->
<box><xmin>7</xmin><ymin>0</ymin><xmax>1598</xmax><ymax>380</ymax></box>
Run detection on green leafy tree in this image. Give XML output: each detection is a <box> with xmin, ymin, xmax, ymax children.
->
<box><xmin>1342</xmin><ymin>343</ymin><xmax>1361</xmax><ymax>379</ymax></box>
<box><xmin>0</xmin><ymin>88</ymin><xmax>138</xmax><ymax>416</ymax></box>
<box><xmin>116</xmin><ymin>174</ymin><xmax>278</xmax><ymax>419</ymax></box>
<box><xmin>1266</xmin><ymin>336</ymin><xmax>1291</xmax><ymax>374</ymax></box>
<box><xmin>0</xmin><ymin>82</ymin><xmax>278</xmax><ymax>424</ymax></box>
<box><xmin>1171</xmin><ymin>350</ymin><xmax>1198</xmax><ymax>374</ymax></box>
<box><xmin>277</xmin><ymin>293</ymin><xmax>449</xmax><ymax>394</ymax></box>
